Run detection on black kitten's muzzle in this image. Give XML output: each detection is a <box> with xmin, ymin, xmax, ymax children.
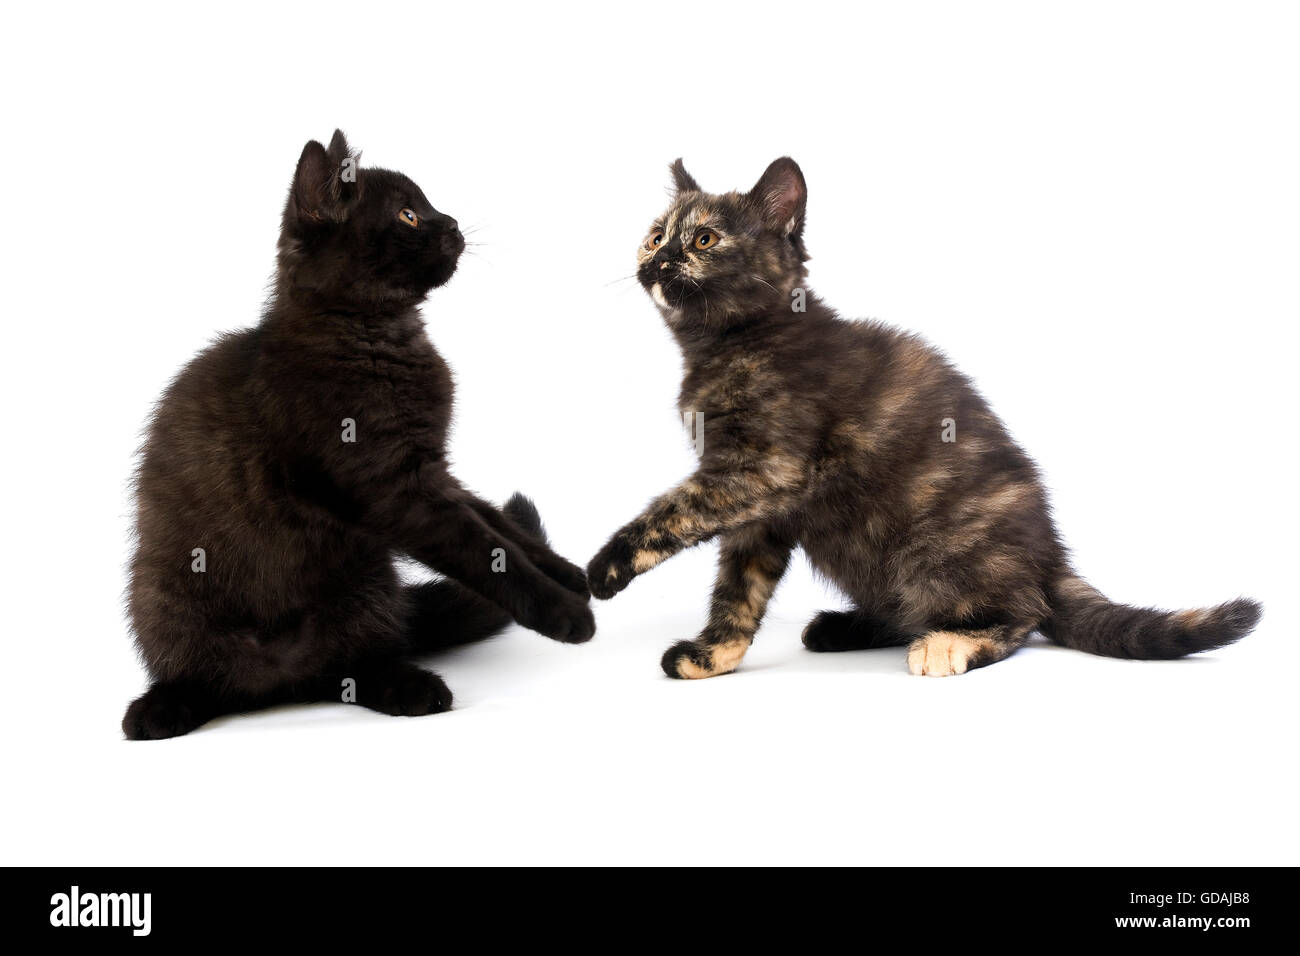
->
<box><xmin>430</xmin><ymin>213</ymin><xmax>463</xmax><ymax>255</ymax></box>
<box><xmin>440</xmin><ymin>227</ymin><xmax>465</xmax><ymax>255</ymax></box>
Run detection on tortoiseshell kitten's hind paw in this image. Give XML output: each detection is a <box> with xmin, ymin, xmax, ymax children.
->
<box><xmin>801</xmin><ymin>609</ymin><xmax>912</xmax><ymax>652</ymax></box>
<box><xmin>905</xmin><ymin>626</ymin><xmax>1029</xmax><ymax>677</ymax></box>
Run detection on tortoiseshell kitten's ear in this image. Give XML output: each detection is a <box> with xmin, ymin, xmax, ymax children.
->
<box><xmin>670</xmin><ymin>157</ymin><xmax>701</xmax><ymax>194</ymax></box>
<box><xmin>748</xmin><ymin>157</ymin><xmax>807</xmax><ymax>239</ymax></box>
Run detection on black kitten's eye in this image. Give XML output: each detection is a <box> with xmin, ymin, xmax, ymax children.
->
<box><xmin>399</xmin><ymin>208</ymin><xmax>419</xmax><ymax>228</ymax></box>
<box><xmin>647</xmin><ymin>231</ymin><xmax>664</xmax><ymax>250</ymax></box>
<box><xmin>694</xmin><ymin>231</ymin><xmax>717</xmax><ymax>250</ymax></box>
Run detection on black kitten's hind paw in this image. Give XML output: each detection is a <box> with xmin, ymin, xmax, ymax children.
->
<box><xmin>355</xmin><ymin>661</ymin><xmax>453</xmax><ymax>717</ymax></box>
<box><xmin>122</xmin><ymin>683</ymin><xmax>212</xmax><ymax>740</ymax></box>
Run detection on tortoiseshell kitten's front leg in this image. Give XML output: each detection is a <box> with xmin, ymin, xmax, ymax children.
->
<box><xmin>660</xmin><ymin>522</ymin><xmax>794</xmax><ymax>679</ymax></box>
<box><xmin>587</xmin><ymin>456</ymin><xmax>804</xmax><ymax>601</ymax></box>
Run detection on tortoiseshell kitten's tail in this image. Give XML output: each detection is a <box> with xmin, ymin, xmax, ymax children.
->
<box><xmin>1043</xmin><ymin>574</ymin><xmax>1262</xmax><ymax>660</ymax></box>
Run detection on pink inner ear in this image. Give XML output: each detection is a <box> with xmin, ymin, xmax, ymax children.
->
<box><xmin>767</xmin><ymin>178</ymin><xmax>800</xmax><ymax>221</ymax></box>
<box><xmin>756</xmin><ymin>162</ymin><xmax>805</xmax><ymax>232</ymax></box>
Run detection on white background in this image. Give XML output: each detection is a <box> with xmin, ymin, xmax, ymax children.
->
<box><xmin>2</xmin><ymin>1</ymin><xmax>1296</xmax><ymax>865</ymax></box>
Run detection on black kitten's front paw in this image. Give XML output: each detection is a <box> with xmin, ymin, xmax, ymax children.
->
<box><xmin>587</xmin><ymin>534</ymin><xmax>636</xmax><ymax>601</ymax></box>
<box><xmin>538</xmin><ymin>553</ymin><xmax>591</xmax><ymax>598</ymax></box>
<box><xmin>522</xmin><ymin>593</ymin><xmax>597</xmax><ymax>644</ymax></box>
<box><xmin>363</xmin><ymin>663</ymin><xmax>453</xmax><ymax>717</ymax></box>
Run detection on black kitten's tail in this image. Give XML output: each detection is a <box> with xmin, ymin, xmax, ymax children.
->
<box><xmin>504</xmin><ymin>491</ymin><xmax>548</xmax><ymax>542</ymax></box>
<box><xmin>1041</xmin><ymin>572</ymin><xmax>1261</xmax><ymax>660</ymax></box>
<box><xmin>405</xmin><ymin>492</ymin><xmax>549</xmax><ymax>652</ymax></box>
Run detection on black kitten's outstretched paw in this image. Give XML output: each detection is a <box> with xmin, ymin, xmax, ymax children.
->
<box><xmin>354</xmin><ymin>661</ymin><xmax>453</xmax><ymax>716</ymax></box>
<box><xmin>520</xmin><ymin>592</ymin><xmax>596</xmax><ymax>644</ymax></box>
<box><xmin>122</xmin><ymin>683</ymin><xmax>213</xmax><ymax>740</ymax></box>
<box><xmin>525</xmin><ymin>550</ymin><xmax>590</xmax><ymax>598</ymax></box>
<box><xmin>587</xmin><ymin>534</ymin><xmax>636</xmax><ymax>601</ymax></box>
<box><xmin>542</xmin><ymin>556</ymin><xmax>590</xmax><ymax>598</ymax></box>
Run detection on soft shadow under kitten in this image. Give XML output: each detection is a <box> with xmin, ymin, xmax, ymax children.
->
<box><xmin>124</xmin><ymin>130</ymin><xmax>593</xmax><ymax>739</ymax></box>
<box><xmin>587</xmin><ymin>157</ymin><xmax>1260</xmax><ymax>678</ymax></box>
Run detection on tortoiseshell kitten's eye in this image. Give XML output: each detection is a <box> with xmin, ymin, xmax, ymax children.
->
<box><xmin>694</xmin><ymin>230</ymin><xmax>717</xmax><ymax>250</ymax></box>
<box><xmin>646</xmin><ymin>230</ymin><xmax>664</xmax><ymax>251</ymax></box>
<box><xmin>399</xmin><ymin>208</ymin><xmax>419</xmax><ymax>228</ymax></box>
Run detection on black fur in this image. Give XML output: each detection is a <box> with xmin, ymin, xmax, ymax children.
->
<box><xmin>124</xmin><ymin>132</ymin><xmax>593</xmax><ymax>738</ymax></box>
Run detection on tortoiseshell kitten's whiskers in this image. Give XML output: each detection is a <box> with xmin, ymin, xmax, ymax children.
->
<box><xmin>588</xmin><ymin>157</ymin><xmax>1261</xmax><ymax>679</ymax></box>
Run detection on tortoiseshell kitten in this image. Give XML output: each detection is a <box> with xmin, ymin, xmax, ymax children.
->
<box><xmin>124</xmin><ymin>131</ymin><xmax>593</xmax><ymax>739</ymax></box>
<box><xmin>587</xmin><ymin>158</ymin><xmax>1261</xmax><ymax>679</ymax></box>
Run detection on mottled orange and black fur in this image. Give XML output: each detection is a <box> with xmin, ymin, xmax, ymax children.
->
<box><xmin>588</xmin><ymin>158</ymin><xmax>1261</xmax><ymax>679</ymax></box>
<box><xmin>124</xmin><ymin>131</ymin><xmax>593</xmax><ymax>739</ymax></box>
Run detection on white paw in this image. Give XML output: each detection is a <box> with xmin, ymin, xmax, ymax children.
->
<box><xmin>907</xmin><ymin>631</ymin><xmax>986</xmax><ymax>677</ymax></box>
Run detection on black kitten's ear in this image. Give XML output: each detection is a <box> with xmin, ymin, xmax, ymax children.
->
<box><xmin>749</xmin><ymin>157</ymin><xmax>807</xmax><ymax>236</ymax></box>
<box><xmin>292</xmin><ymin>137</ymin><xmax>353</xmax><ymax>224</ymax></box>
<box><xmin>670</xmin><ymin>158</ymin><xmax>701</xmax><ymax>194</ymax></box>
<box><xmin>326</xmin><ymin>128</ymin><xmax>351</xmax><ymax>164</ymax></box>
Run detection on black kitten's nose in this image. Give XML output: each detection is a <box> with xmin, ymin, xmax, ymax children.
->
<box><xmin>440</xmin><ymin>224</ymin><xmax>464</xmax><ymax>254</ymax></box>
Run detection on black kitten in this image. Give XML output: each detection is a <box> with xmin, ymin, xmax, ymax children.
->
<box><xmin>587</xmin><ymin>157</ymin><xmax>1260</xmax><ymax>679</ymax></box>
<box><xmin>124</xmin><ymin>130</ymin><xmax>593</xmax><ymax>739</ymax></box>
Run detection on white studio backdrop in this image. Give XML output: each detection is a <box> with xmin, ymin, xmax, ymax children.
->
<box><xmin>0</xmin><ymin>1</ymin><xmax>1296</xmax><ymax>865</ymax></box>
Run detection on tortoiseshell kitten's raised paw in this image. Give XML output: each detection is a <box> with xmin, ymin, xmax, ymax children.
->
<box><xmin>124</xmin><ymin>131</ymin><xmax>593</xmax><ymax>739</ymax></box>
<box><xmin>588</xmin><ymin>157</ymin><xmax>1261</xmax><ymax>679</ymax></box>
